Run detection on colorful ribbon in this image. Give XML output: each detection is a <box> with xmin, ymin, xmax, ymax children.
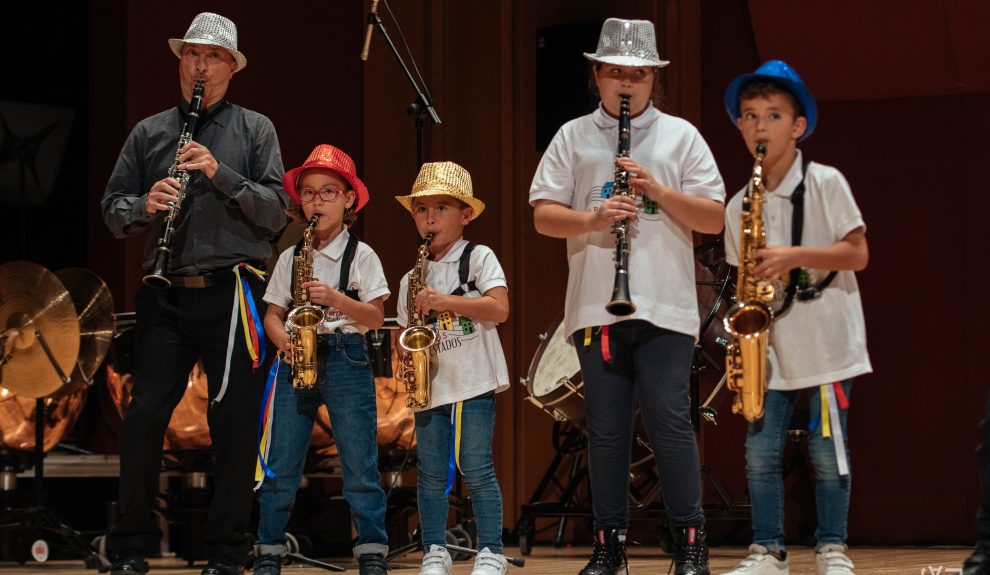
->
<box><xmin>601</xmin><ymin>325</ymin><xmax>612</xmax><ymax>362</ymax></box>
<box><xmin>444</xmin><ymin>400</ymin><xmax>464</xmax><ymax>496</ymax></box>
<box><xmin>216</xmin><ymin>264</ymin><xmax>267</xmax><ymax>404</ymax></box>
<box><xmin>810</xmin><ymin>382</ymin><xmax>850</xmax><ymax>477</ymax></box>
<box><xmin>255</xmin><ymin>358</ymin><xmax>281</xmax><ymax>488</ymax></box>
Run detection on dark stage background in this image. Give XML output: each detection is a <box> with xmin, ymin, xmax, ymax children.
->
<box><xmin>0</xmin><ymin>0</ymin><xmax>987</xmax><ymax>547</ymax></box>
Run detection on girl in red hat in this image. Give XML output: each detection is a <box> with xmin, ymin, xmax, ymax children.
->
<box><xmin>255</xmin><ymin>144</ymin><xmax>389</xmax><ymax>575</ymax></box>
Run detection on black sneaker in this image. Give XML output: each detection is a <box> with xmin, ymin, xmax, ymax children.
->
<box><xmin>577</xmin><ymin>528</ymin><xmax>626</xmax><ymax>575</ymax></box>
<box><xmin>251</xmin><ymin>554</ymin><xmax>282</xmax><ymax>575</ymax></box>
<box><xmin>359</xmin><ymin>553</ymin><xmax>390</xmax><ymax>575</ymax></box>
<box><xmin>671</xmin><ymin>526</ymin><xmax>709</xmax><ymax>575</ymax></box>
<box><xmin>964</xmin><ymin>540</ymin><xmax>990</xmax><ymax>575</ymax></box>
<box><xmin>109</xmin><ymin>556</ymin><xmax>149</xmax><ymax>575</ymax></box>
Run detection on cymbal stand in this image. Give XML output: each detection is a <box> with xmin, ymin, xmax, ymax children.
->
<box><xmin>0</xmin><ymin>328</ymin><xmax>109</xmax><ymax>570</ymax></box>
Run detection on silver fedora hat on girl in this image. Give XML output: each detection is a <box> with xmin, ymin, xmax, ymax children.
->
<box><xmin>168</xmin><ymin>12</ymin><xmax>247</xmax><ymax>72</ymax></box>
<box><xmin>584</xmin><ymin>18</ymin><xmax>669</xmax><ymax>68</ymax></box>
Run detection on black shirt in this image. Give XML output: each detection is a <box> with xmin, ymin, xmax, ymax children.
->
<box><xmin>102</xmin><ymin>100</ymin><xmax>288</xmax><ymax>274</ymax></box>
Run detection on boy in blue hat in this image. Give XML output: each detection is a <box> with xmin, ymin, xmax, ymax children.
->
<box><xmin>721</xmin><ymin>60</ymin><xmax>871</xmax><ymax>575</ymax></box>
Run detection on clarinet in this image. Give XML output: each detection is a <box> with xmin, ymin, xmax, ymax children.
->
<box><xmin>143</xmin><ymin>79</ymin><xmax>206</xmax><ymax>288</ymax></box>
<box><xmin>605</xmin><ymin>94</ymin><xmax>636</xmax><ymax>316</ymax></box>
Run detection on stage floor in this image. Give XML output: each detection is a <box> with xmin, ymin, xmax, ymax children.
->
<box><xmin>0</xmin><ymin>545</ymin><xmax>973</xmax><ymax>574</ymax></box>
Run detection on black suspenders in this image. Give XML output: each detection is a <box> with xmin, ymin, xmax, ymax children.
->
<box><xmin>778</xmin><ymin>157</ymin><xmax>838</xmax><ymax>316</ymax></box>
<box><xmin>450</xmin><ymin>242</ymin><xmax>478</xmax><ymax>296</ymax></box>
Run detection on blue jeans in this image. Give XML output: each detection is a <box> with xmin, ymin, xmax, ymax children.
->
<box><xmin>257</xmin><ymin>333</ymin><xmax>388</xmax><ymax>558</ymax></box>
<box><xmin>415</xmin><ymin>392</ymin><xmax>503</xmax><ymax>553</ymax></box>
<box><xmin>746</xmin><ymin>380</ymin><xmax>853</xmax><ymax>552</ymax></box>
<box><xmin>572</xmin><ymin>320</ymin><xmax>703</xmax><ymax>530</ymax></box>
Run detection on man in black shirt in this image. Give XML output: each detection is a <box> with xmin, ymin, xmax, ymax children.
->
<box><xmin>102</xmin><ymin>12</ymin><xmax>287</xmax><ymax>575</ymax></box>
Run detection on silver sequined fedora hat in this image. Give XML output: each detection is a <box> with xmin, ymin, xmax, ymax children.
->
<box><xmin>584</xmin><ymin>18</ymin><xmax>669</xmax><ymax>68</ymax></box>
<box><xmin>168</xmin><ymin>12</ymin><xmax>247</xmax><ymax>72</ymax></box>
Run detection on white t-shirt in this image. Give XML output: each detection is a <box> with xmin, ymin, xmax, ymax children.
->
<box><xmin>724</xmin><ymin>150</ymin><xmax>872</xmax><ymax>390</ymax></box>
<box><xmin>529</xmin><ymin>103</ymin><xmax>725</xmax><ymax>340</ymax></box>
<box><xmin>264</xmin><ymin>228</ymin><xmax>390</xmax><ymax>335</ymax></box>
<box><xmin>396</xmin><ymin>238</ymin><xmax>510</xmax><ymax>410</ymax></box>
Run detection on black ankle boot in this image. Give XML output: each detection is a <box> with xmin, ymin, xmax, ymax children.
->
<box><xmin>577</xmin><ymin>528</ymin><xmax>626</xmax><ymax>575</ymax></box>
<box><xmin>671</xmin><ymin>526</ymin><xmax>709</xmax><ymax>575</ymax></box>
<box><xmin>964</xmin><ymin>540</ymin><xmax>990</xmax><ymax>575</ymax></box>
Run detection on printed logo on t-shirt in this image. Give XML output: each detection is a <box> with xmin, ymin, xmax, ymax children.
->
<box><xmin>589</xmin><ymin>182</ymin><xmax>663</xmax><ymax>221</ymax></box>
<box><xmin>428</xmin><ymin>310</ymin><xmax>480</xmax><ymax>355</ymax></box>
<box><xmin>324</xmin><ymin>305</ymin><xmax>347</xmax><ymax>324</ymax></box>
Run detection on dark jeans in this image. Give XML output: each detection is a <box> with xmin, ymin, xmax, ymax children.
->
<box><xmin>572</xmin><ymin>320</ymin><xmax>704</xmax><ymax>530</ymax></box>
<box><xmin>107</xmin><ymin>275</ymin><xmax>267</xmax><ymax>565</ymax></box>
<box><xmin>257</xmin><ymin>333</ymin><xmax>388</xmax><ymax>559</ymax></box>
<box><xmin>978</xmin><ymin>390</ymin><xmax>990</xmax><ymax>536</ymax></box>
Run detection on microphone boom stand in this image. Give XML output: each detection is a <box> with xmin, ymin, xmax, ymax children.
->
<box><xmin>365</xmin><ymin>6</ymin><xmax>442</xmax><ymax>169</ymax></box>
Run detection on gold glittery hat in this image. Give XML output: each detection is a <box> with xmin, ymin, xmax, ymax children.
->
<box><xmin>395</xmin><ymin>161</ymin><xmax>485</xmax><ymax>221</ymax></box>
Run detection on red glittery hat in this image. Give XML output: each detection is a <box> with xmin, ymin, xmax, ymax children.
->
<box><xmin>283</xmin><ymin>144</ymin><xmax>369</xmax><ymax>212</ymax></box>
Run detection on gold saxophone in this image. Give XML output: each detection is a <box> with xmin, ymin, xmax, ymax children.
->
<box><xmin>724</xmin><ymin>142</ymin><xmax>773</xmax><ymax>421</ymax></box>
<box><xmin>286</xmin><ymin>216</ymin><xmax>325</xmax><ymax>388</ymax></box>
<box><xmin>398</xmin><ymin>233</ymin><xmax>438</xmax><ymax>408</ymax></box>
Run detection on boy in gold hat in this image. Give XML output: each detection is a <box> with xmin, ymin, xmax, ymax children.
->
<box><xmin>394</xmin><ymin>161</ymin><xmax>511</xmax><ymax>575</ymax></box>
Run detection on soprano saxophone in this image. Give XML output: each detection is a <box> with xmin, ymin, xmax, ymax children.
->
<box><xmin>605</xmin><ymin>94</ymin><xmax>636</xmax><ymax>316</ymax></box>
<box><xmin>723</xmin><ymin>142</ymin><xmax>773</xmax><ymax>421</ymax></box>
<box><xmin>398</xmin><ymin>233</ymin><xmax>438</xmax><ymax>408</ymax></box>
<box><xmin>144</xmin><ymin>79</ymin><xmax>205</xmax><ymax>288</ymax></box>
<box><xmin>286</xmin><ymin>216</ymin><xmax>326</xmax><ymax>388</ymax></box>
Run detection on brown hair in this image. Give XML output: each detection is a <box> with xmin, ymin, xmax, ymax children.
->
<box><xmin>588</xmin><ymin>63</ymin><xmax>667</xmax><ymax>110</ymax></box>
<box><xmin>738</xmin><ymin>81</ymin><xmax>804</xmax><ymax>118</ymax></box>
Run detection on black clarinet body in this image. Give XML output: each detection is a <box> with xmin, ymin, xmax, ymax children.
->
<box><xmin>605</xmin><ymin>94</ymin><xmax>636</xmax><ymax>316</ymax></box>
<box><xmin>143</xmin><ymin>80</ymin><xmax>206</xmax><ymax>288</ymax></box>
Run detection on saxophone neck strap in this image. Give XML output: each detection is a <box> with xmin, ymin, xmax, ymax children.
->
<box><xmin>449</xmin><ymin>242</ymin><xmax>478</xmax><ymax>296</ymax></box>
<box><xmin>779</xmin><ymin>156</ymin><xmax>837</xmax><ymax>316</ymax></box>
<box><xmin>290</xmin><ymin>231</ymin><xmax>361</xmax><ymax>302</ymax></box>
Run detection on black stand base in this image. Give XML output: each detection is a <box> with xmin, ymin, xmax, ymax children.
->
<box><xmin>284</xmin><ymin>551</ymin><xmax>346</xmax><ymax>572</ymax></box>
<box><xmin>0</xmin><ymin>505</ymin><xmax>108</xmax><ymax>570</ymax></box>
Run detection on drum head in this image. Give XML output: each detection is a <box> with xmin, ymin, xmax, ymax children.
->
<box><xmin>526</xmin><ymin>317</ymin><xmax>582</xmax><ymax>399</ymax></box>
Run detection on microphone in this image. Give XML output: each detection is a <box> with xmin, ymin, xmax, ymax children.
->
<box><xmin>360</xmin><ymin>0</ymin><xmax>380</xmax><ymax>61</ymax></box>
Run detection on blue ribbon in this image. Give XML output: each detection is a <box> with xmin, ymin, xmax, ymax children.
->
<box><xmin>256</xmin><ymin>358</ymin><xmax>280</xmax><ymax>480</ymax></box>
<box><xmin>240</xmin><ymin>274</ymin><xmax>267</xmax><ymax>365</ymax></box>
<box><xmin>444</xmin><ymin>402</ymin><xmax>459</xmax><ymax>496</ymax></box>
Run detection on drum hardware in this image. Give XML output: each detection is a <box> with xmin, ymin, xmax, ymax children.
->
<box><xmin>0</xmin><ymin>261</ymin><xmax>111</xmax><ymax>570</ymax></box>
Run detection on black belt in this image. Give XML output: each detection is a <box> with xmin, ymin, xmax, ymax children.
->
<box><xmin>166</xmin><ymin>270</ymin><xmax>236</xmax><ymax>289</ymax></box>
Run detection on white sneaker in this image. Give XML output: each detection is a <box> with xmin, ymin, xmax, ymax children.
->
<box><xmin>419</xmin><ymin>545</ymin><xmax>453</xmax><ymax>575</ymax></box>
<box><xmin>816</xmin><ymin>544</ymin><xmax>854</xmax><ymax>575</ymax></box>
<box><xmin>470</xmin><ymin>548</ymin><xmax>508</xmax><ymax>575</ymax></box>
<box><xmin>721</xmin><ymin>544</ymin><xmax>790</xmax><ymax>575</ymax></box>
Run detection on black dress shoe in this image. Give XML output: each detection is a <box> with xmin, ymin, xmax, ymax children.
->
<box><xmin>109</xmin><ymin>556</ymin><xmax>149</xmax><ymax>575</ymax></box>
<box><xmin>200</xmin><ymin>560</ymin><xmax>244</xmax><ymax>575</ymax></box>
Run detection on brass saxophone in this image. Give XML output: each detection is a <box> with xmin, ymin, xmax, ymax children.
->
<box><xmin>398</xmin><ymin>233</ymin><xmax>438</xmax><ymax>408</ymax></box>
<box><xmin>286</xmin><ymin>216</ymin><xmax>326</xmax><ymax>388</ymax></box>
<box><xmin>724</xmin><ymin>142</ymin><xmax>773</xmax><ymax>421</ymax></box>
<box><xmin>144</xmin><ymin>79</ymin><xmax>206</xmax><ymax>288</ymax></box>
<box><xmin>605</xmin><ymin>94</ymin><xmax>636</xmax><ymax>316</ymax></box>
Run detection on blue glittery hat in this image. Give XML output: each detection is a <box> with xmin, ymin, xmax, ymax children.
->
<box><xmin>724</xmin><ymin>60</ymin><xmax>817</xmax><ymax>142</ymax></box>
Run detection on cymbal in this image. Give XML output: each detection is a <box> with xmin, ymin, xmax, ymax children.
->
<box><xmin>0</xmin><ymin>261</ymin><xmax>80</xmax><ymax>398</ymax></box>
<box><xmin>54</xmin><ymin>268</ymin><xmax>114</xmax><ymax>381</ymax></box>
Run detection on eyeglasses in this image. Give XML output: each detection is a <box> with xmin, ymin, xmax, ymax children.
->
<box><xmin>299</xmin><ymin>187</ymin><xmax>347</xmax><ymax>203</ymax></box>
